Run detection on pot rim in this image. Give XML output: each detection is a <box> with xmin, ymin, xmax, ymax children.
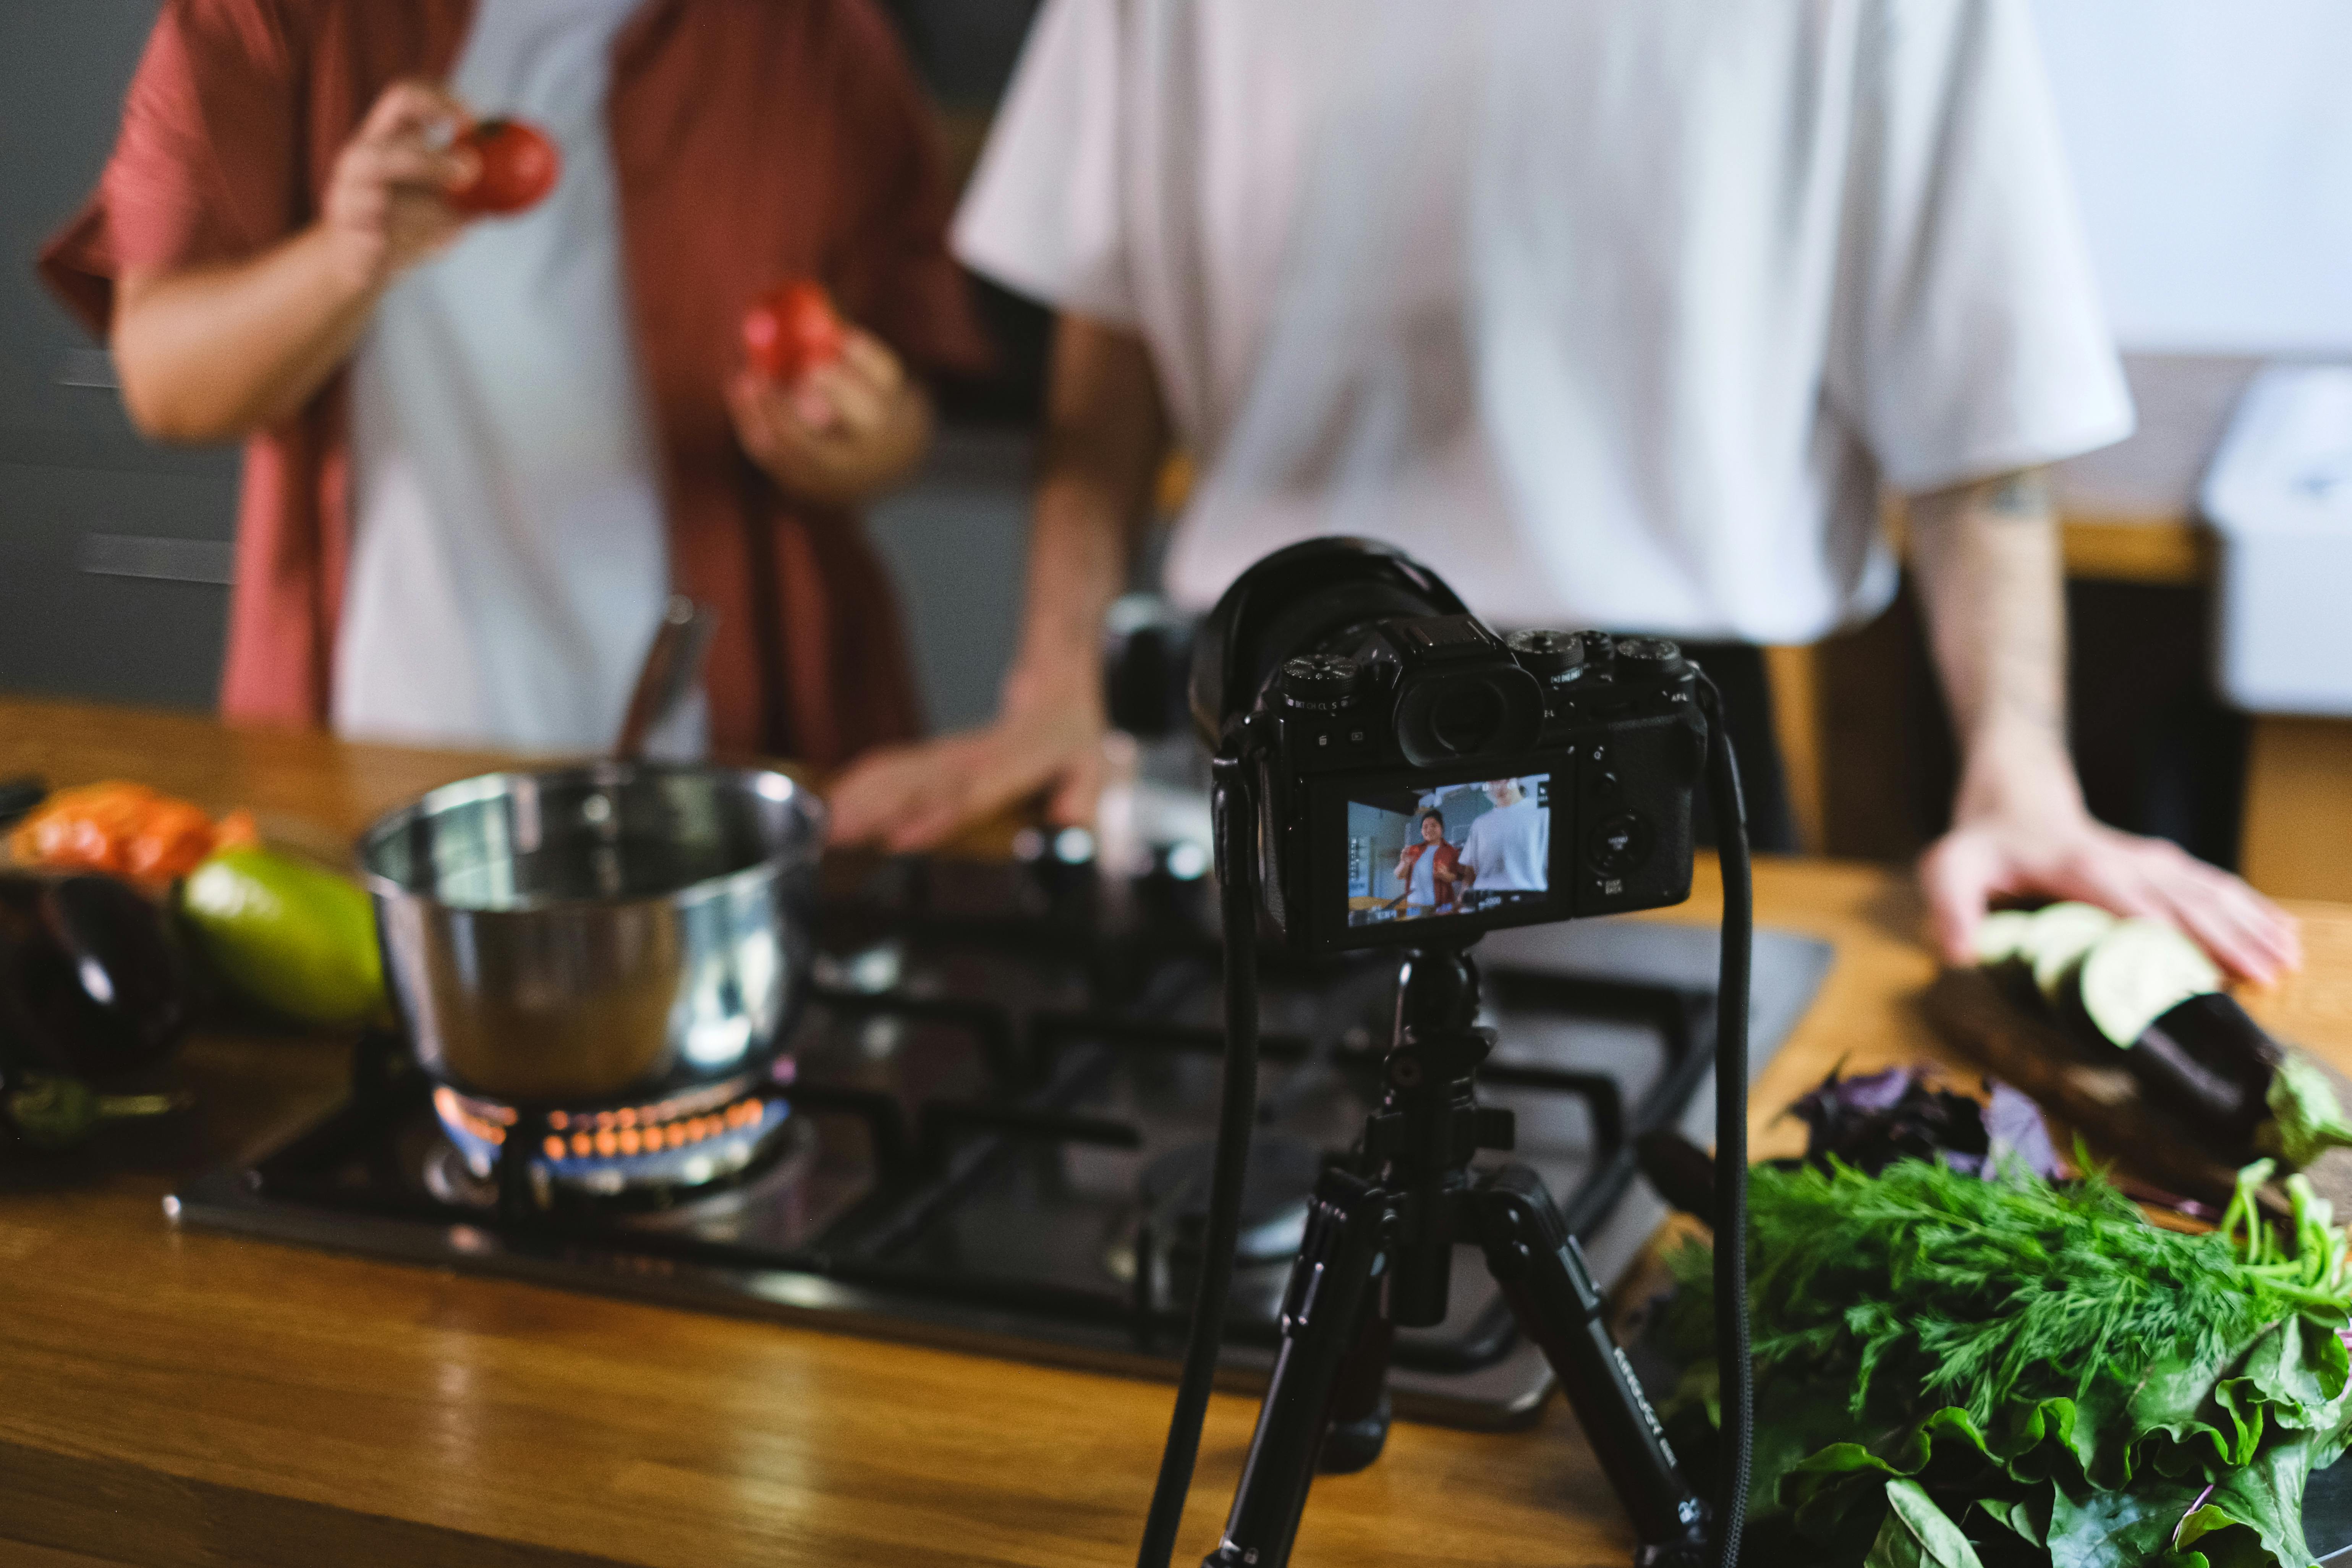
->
<box><xmin>356</xmin><ymin>760</ymin><xmax>826</xmax><ymax>918</ymax></box>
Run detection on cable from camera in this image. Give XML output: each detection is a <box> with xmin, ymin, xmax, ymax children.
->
<box><xmin>1695</xmin><ymin>673</ymin><xmax>1753</xmax><ymax>1568</ymax></box>
<box><xmin>1137</xmin><ymin>754</ymin><xmax>1263</xmax><ymax>1568</ymax></box>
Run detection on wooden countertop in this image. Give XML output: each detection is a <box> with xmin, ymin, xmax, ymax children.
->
<box><xmin>5</xmin><ymin>695</ymin><xmax>2352</xmax><ymax>1568</ymax></box>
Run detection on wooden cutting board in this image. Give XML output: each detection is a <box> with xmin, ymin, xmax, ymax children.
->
<box><xmin>1920</xmin><ymin>966</ymin><xmax>2352</xmax><ymax>1215</ymax></box>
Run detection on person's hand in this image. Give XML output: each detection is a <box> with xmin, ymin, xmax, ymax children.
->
<box><xmin>1919</xmin><ymin>735</ymin><xmax>2300</xmax><ymax>985</ymax></box>
<box><xmin>825</xmin><ymin>660</ymin><xmax>1105</xmax><ymax>851</ymax></box>
<box><xmin>317</xmin><ymin>80</ymin><xmax>478</xmax><ymax>294</ymax></box>
<box><xmin>727</xmin><ymin>328</ymin><xmax>931</xmax><ymax>510</ymax></box>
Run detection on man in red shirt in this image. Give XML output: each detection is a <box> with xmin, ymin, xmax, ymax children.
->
<box><xmin>42</xmin><ymin>0</ymin><xmax>988</xmax><ymax>765</ymax></box>
<box><xmin>1391</xmin><ymin>811</ymin><xmax>1463</xmax><ymax>920</ymax></box>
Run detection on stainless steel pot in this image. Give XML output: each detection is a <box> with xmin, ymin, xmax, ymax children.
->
<box><xmin>358</xmin><ymin>763</ymin><xmax>822</xmax><ymax>1104</ymax></box>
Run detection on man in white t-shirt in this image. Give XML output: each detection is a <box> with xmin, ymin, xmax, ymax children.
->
<box><xmin>829</xmin><ymin>0</ymin><xmax>2298</xmax><ymax>984</ymax></box>
<box><xmin>1457</xmin><ymin>779</ymin><xmax>1548</xmax><ymax>898</ymax></box>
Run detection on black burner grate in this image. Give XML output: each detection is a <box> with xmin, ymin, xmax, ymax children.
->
<box><xmin>170</xmin><ymin>855</ymin><xmax>1824</xmax><ymax>1427</ymax></box>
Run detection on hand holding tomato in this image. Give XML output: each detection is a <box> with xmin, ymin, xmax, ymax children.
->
<box><xmin>318</xmin><ymin>80</ymin><xmax>480</xmax><ymax>291</ymax></box>
<box><xmin>726</xmin><ymin>303</ymin><xmax>932</xmax><ymax>510</ymax></box>
<box><xmin>316</xmin><ymin>84</ymin><xmax>558</xmax><ymax>295</ymax></box>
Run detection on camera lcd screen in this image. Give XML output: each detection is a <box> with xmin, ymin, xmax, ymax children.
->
<box><xmin>1343</xmin><ymin>773</ymin><xmax>1551</xmax><ymax>929</ymax></box>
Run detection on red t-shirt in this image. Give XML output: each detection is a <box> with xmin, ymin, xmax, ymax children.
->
<box><xmin>1395</xmin><ymin>838</ymin><xmax>1463</xmax><ymax>910</ymax></box>
<box><xmin>41</xmin><ymin>0</ymin><xmax>990</xmax><ymax>765</ymax></box>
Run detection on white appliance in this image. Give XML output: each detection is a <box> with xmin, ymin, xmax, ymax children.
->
<box><xmin>2203</xmin><ymin>364</ymin><xmax>2352</xmax><ymax>715</ymax></box>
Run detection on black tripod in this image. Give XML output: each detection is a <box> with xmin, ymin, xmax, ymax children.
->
<box><xmin>1140</xmin><ymin>681</ymin><xmax>1753</xmax><ymax>1568</ymax></box>
<box><xmin>1197</xmin><ymin>943</ymin><xmax>1711</xmax><ymax>1568</ymax></box>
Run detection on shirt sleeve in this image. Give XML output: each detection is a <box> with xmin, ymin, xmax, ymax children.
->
<box><xmin>819</xmin><ymin>0</ymin><xmax>993</xmax><ymax>380</ymax></box>
<box><xmin>951</xmin><ymin>0</ymin><xmax>1138</xmax><ymax>324</ymax></box>
<box><xmin>37</xmin><ymin>0</ymin><xmax>303</xmax><ymax>338</ymax></box>
<box><xmin>1823</xmin><ymin>0</ymin><xmax>2135</xmax><ymax>494</ymax></box>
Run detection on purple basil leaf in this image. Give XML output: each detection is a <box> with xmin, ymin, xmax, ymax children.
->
<box><xmin>1983</xmin><ymin>1081</ymin><xmax>2062</xmax><ymax>1179</ymax></box>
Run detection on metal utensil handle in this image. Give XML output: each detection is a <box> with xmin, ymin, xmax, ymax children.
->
<box><xmin>613</xmin><ymin>597</ymin><xmax>717</xmax><ymax>759</ymax></box>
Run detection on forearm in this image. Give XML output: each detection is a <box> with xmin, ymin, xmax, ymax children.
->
<box><xmin>1004</xmin><ymin>316</ymin><xmax>1169</xmax><ymax>704</ymax></box>
<box><xmin>112</xmin><ymin>227</ymin><xmax>382</xmax><ymax>443</ymax></box>
<box><xmin>1905</xmin><ymin>468</ymin><xmax>2082</xmax><ymax>819</ymax></box>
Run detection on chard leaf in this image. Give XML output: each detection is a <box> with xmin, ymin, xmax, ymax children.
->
<box><xmin>2174</xmin><ymin>1428</ymin><xmax>2334</xmax><ymax>1568</ymax></box>
<box><xmin>2044</xmin><ymin>1473</ymin><xmax>2210</xmax><ymax>1567</ymax></box>
<box><xmin>1975</xmin><ymin>1494</ymin><xmax>2048</xmax><ymax>1547</ymax></box>
<box><xmin>1863</xmin><ymin>1478</ymin><xmax>1987</xmax><ymax>1568</ymax></box>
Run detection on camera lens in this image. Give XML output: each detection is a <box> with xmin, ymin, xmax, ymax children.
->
<box><xmin>1429</xmin><ymin>679</ymin><xmax>1505</xmax><ymax>756</ymax></box>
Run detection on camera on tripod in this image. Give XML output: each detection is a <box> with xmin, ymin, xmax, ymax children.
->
<box><xmin>1188</xmin><ymin>538</ymin><xmax>1707</xmax><ymax>955</ymax></box>
<box><xmin>1142</xmin><ymin>537</ymin><xmax>1751</xmax><ymax>1568</ymax></box>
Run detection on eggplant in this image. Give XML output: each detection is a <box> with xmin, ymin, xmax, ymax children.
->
<box><xmin>2130</xmin><ymin>992</ymin><xmax>2283</xmax><ymax>1151</ymax></box>
<box><xmin>0</xmin><ymin>872</ymin><xmax>190</xmax><ymax>1080</ymax></box>
<box><xmin>2065</xmin><ymin>918</ymin><xmax>2278</xmax><ymax>1151</ymax></box>
<box><xmin>2075</xmin><ymin>917</ymin><xmax>2221</xmax><ymax>1049</ymax></box>
<box><xmin>1997</xmin><ymin>910</ymin><xmax>2332</xmax><ymax>1166</ymax></box>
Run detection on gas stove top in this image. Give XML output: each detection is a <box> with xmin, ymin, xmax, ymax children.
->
<box><xmin>169</xmin><ymin>852</ymin><xmax>1828</xmax><ymax>1428</ymax></box>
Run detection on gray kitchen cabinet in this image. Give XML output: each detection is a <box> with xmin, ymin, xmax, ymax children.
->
<box><xmin>0</xmin><ymin>463</ymin><xmax>235</xmax><ymax>710</ymax></box>
<box><xmin>1</xmin><ymin>1</ymin><xmax>241</xmax><ymax>711</ymax></box>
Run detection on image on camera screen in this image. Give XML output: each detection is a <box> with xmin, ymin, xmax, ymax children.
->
<box><xmin>1344</xmin><ymin>774</ymin><xmax>1551</xmax><ymax>928</ymax></box>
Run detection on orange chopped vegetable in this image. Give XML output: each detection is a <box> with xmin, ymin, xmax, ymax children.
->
<box><xmin>6</xmin><ymin>782</ymin><xmax>257</xmax><ymax>889</ymax></box>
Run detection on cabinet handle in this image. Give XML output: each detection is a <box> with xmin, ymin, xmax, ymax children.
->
<box><xmin>78</xmin><ymin>533</ymin><xmax>235</xmax><ymax>586</ymax></box>
<box><xmin>54</xmin><ymin>348</ymin><xmax>119</xmax><ymax>389</ymax></box>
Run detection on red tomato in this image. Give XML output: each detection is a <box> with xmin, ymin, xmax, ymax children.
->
<box><xmin>741</xmin><ymin>280</ymin><xmax>847</xmax><ymax>384</ymax></box>
<box><xmin>445</xmin><ymin>118</ymin><xmax>561</xmax><ymax>217</ymax></box>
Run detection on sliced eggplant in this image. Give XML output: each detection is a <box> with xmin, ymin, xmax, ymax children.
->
<box><xmin>2076</xmin><ymin>918</ymin><xmax>2222</xmax><ymax>1050</ymax></box>
<box><xmin>2022</xmin><ymin>902</ymin><xmax>2117</xmax><ymax>1008</ymax></box>
<box><xmin>1973</xmin><ymin>909</ymin><xmax>2037</xmax><ymax>969</ymax></box>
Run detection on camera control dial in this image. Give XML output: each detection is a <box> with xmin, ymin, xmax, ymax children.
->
<box><xmin>1610</xmin><ymin>637</ymin><xmax>1687</xmax><ymax>681</ymax></box>
<box><xmin>1277</xmin><ymin>654</ymin><xmax>1360</xmax><ymax>711</ymax></box>
<box><xmin>1504</xmin><ymin>629</ymin><xmax>1586</xmax><ymax>680</ymax></box>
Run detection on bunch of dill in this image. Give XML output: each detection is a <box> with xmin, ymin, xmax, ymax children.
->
<box><xmin>1705</xmin><ymin>1157</ymin><xmax>2352</xmax><ymax>1428</ymax></box>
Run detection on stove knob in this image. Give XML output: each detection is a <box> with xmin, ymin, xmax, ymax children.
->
<box><xmin>1278</xmin><ymin>654</ymin><xmax>1360</xmax><ymax>711</ymax></box>
<box><xmin>1504</xmin><ymin>629</ymin><xmax>1586</xmax><ymax>680</ymax></box>
<box><xmin>1610</xmin><ymin>636</ymin><xmax>1687</xmax><ymax>682</ymax></box>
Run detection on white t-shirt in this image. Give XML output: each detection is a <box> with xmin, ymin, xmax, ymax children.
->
<box><xmin>1405</xmin><ymin>840</ymin><xmax>1441</xmax><ymax>908</ymax></box>
<box><xmin>1460</xmin><ymin>795</ymin><xmax>1548</xmax><ymax>893</ymax></box>
<box><xmin>337</xmin><ymin>0</ymin><xmax>704</xmax><ymax>757</ymax></box>
<box><xmin>956</xmin><ymin>0</ymin><xmax>2136</xmax><ymax>641</ymax></box>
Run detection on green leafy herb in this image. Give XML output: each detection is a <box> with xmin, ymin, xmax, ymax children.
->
<box><xmin>1667</xmin><ymin>1158</ymin><xmax>2352</xmax><ymax>1566</ymax></box>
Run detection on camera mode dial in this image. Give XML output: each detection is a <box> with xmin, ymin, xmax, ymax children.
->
<box><xmin>1610</xmin><ymin>637</ymin><xmax>1687</xmax><ymax>682</ymax></box>
<box><xmin>1504</xmin><ymin>629</ymin><xmax>1586</xmax><ymax>680</ymax></box>
<box><xmin>1277</xmin><ymin>654</ymin><xmax>1360</xmax><ymax>711</ymax></box>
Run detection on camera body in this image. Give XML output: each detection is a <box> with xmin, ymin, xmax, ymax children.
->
<box><xmin>1193</xmin><ymin>540</ymin><xmax>1705</xmax><ymax>956</ymax></box>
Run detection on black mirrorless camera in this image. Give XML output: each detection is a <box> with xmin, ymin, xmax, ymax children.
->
<box><xmin>1190</xmin><ymin>537</ymin><xmax>1707</xmax><ymax>954</ymax></box>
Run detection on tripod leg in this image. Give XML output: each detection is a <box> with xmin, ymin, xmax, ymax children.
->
<box><xmin>1315</xmin><ymin>1291</ymin><xmax>1393</xmax><ymax>1474</ymax></box>
<box><xmin>1202</xmin><ymin>1168</ymin><xmax>1390</xmax><ymax>1568</ymax></box>
<box><xmin>1471</xmin><ymin>1164</ymin><xmax>1711</xmax><ymax>1563</ymax></box>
